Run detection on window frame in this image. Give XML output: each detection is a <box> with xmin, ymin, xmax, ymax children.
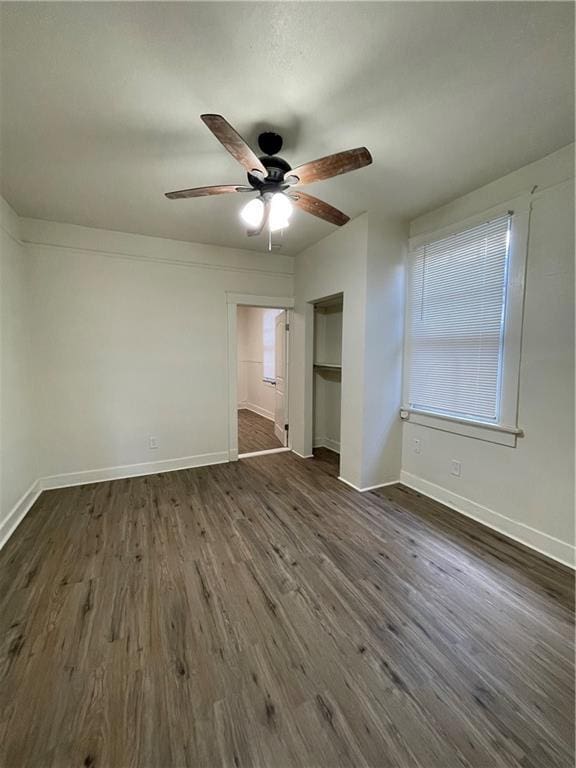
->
<box><xmin>401</xmin><ymin>195</ymin><xmax>531</xmax><ymax>447</ymax></box>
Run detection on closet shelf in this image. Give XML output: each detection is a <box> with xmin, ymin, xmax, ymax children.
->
<box><xmin>313</xmin><ymin>363</ymin><xmax>342</xmax><ymax>370</ymax></box>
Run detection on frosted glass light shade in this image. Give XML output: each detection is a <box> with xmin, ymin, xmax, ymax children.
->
<box><xmin>240</xmin><ymin>193</ymin><xmax>293</xmax><ymax>233</ymax></box>
<box><xmin>269</xmin><ymin>193</ymin><xmax>293</xmax><ymax>232</ymax></box>
<box><xmin>240</xmin><ymin>197</ymin><xmax>264</xmax><ymax>228</ymax></box>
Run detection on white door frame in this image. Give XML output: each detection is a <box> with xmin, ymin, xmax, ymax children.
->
<box><xmin>226</xmin><ymin>293</ymin><xmax>295</xmax><ymax>461</ymax></box>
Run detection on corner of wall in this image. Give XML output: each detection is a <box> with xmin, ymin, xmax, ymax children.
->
<box><xmin>0</xmin><ymin>196</ymin><xmax>40</xmax><ymax>540</ymax></box>
<box><xmin>0</xmin><ymin>195</ymin><xmax>22</xmax><ymax>242</ymax></box>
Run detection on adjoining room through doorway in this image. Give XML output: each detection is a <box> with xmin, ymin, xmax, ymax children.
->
<box><xmin>237</xmin><ymin>305</ymin><xmax>289</xmax><ymax>456</ymax></box>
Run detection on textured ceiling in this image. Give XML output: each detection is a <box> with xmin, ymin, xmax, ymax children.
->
<box><xmin>0</xmin><ymin>2</ymin><xmax>573</xmax><ymax>255</ymax></box>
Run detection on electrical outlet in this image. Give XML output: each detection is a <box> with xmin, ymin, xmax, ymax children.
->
<box><xmin>450</xmin><ymin>459</ymin><xmax>461</xmax><ymax>477</ymax></box>
<box><xmin>413</xmin><ymin>438</ymin><xmax>421</xmax><ymax>455</ymax></box>
<box><xmin>149</xmin><ymin>436</ymin><xmax>159</xmax><ymax>450</ymax></box>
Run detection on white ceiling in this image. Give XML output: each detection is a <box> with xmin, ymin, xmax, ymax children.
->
<box><xmin>0</xmin><ymin>2</ymin><xmax>573</xmax><ymax>256</ymax></box>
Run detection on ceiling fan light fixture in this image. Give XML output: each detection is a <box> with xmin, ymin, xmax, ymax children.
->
<box><xmin>240</xmin><ymin>197</ymin><xmax>264</xmax><ymax>228</ymax></box>
<box><xmin>167</xmin><ymin>115</ymin><xmax>371</xmax><ymax>237</ymax></box>
<box><xmin>269</xmin><ymin>193</ymin><xmax>293</xmax><ymax>232</ymax></box>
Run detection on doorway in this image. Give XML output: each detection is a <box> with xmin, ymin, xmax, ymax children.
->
<box><xmin>226</xmin><ymin>293</ymin><xmax>294</xmax><ymax>461</ymax></box>
<box><xmin>237</xmin><ymin>306</ymin><xmax>288</xmax><ymax>455</ymax></box>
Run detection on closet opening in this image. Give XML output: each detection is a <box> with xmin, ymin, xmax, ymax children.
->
<box><xmin>313</xmin><ymin>294</ymin><xmax>343</xmax><ymax>469</ymax></box>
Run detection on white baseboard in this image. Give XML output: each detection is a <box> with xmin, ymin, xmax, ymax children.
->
<box><xmin>0</xmin><ymin>480</ymin><xmax>41</xmax><ymax>550</ymax></box>
<box><xmin>0</xmin><ymin>451</ymin><xmax>230</xmax><ymax>551</ymax></box>
<box><xmin>338</xmin><ymin>476</ymin><xmax>400</xmax><ymax>493</ymax></box>
<box><xmin>313</xmin><ymin>437</ymin><xmax>341</xmax><ymax>453</ymax></box>
<box><xmin>292</xmin><ymin>450</ymin><xmax>314</xmax><ymax>459</ymax></box>
<box><xmin>238</xmin><ymin>403</ymin><xmax>274</xmax><ymax>421</ymax></box>
<box><xmin>400</xmin><ymin>471</ymin><xmax>575</xmax><ymax>569</ymax></box>
<box><xmin>239</xmin><ymin>447</ymin><xmax>290</xmax><ymax>459</ymax></box>
<box><xmin>5</xmin><ymin>458</ymin><xmax>572</xmax><ymax>570</ymax></box>
<box><xmin>40</xmin><ymin>451</ymin><xmax>230</xmax><ymax>490</ymax></box>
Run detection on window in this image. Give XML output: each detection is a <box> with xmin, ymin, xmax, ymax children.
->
<box><xmin>262</xmin><ymin>309</ymin><xmax>280</xmax><ymax>382</ymax></box>
<box><xmin>405</xmin><ymin>212</ymin><xmax>523</xmax><ymax>436</ymax></box>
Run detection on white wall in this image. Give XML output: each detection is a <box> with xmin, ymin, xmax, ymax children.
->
<box><xmin>291</xmin><ymin>215</ymin><xmax>369</xmax><ymax>484</ymax></box>
<box><xmin>0</xmin><ymin>199</ymin><xmax>38</xmax><ymax>545</ymax></box>
<box><xmin>22</xmin><ymin>219</ymin><xmax>293</xmax><ymax>481</ymax></box>
<box><xmin>401</xmin><ymin>144</ymin><xmax>575</xmax><ymax>565</ymax></box>
<box><xmin>361</xmin><ymin>216</ymin><xmax>406</xmax><ymax>488</ymax></box>
<box><xmin>291</xmin><ymin>213</ymin><xmax>406</xmax><ymax>489</ymax></box>
<box><xmin>237</xmin><ymin>306</ymin><xmax>278</xmax><ymax>420</ymax></box>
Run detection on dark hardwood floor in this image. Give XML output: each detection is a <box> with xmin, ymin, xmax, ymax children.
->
<box><xmin>0</xmin><ymin>449</ymin><xmax>573</xmax><ymax>768</ymax></box>
<box><xmin>238</xmin><ymin>407</ymin><xmax>282</xmax><ymax>454</ymax></box>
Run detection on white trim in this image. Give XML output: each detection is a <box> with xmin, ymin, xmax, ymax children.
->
<box><xmin>313</xmin><ymin>437</ymin><xmax>341</xmax><ymax>453</ymax></box>
<box><xmin>409</xmin><ymin>145</ymin><xmax>574</xmax><ymax>241</ymax></box>
<box><xmin>403</xmin><ymin>196</ymin><xmax>530</xmax><ymax>441</ymax></box>
<box><xmin>239</xmin><ymin>447</ymin><xmax>291</xmax><ymax>459</ymax></box>
<box><xmin>400</xmin><ymin>409</ymin><xmax>520</xmax><ymax>447</ymax></box>
<box><xmin>227</xmin><ymin>302</ymin><xmax>239</xmax><ymax>460</ymax></box>
<box><xmin>408</xmin><ymin>194</ymin><xmax>530</xmax><ymax>251</ymax></box>
<box><xmin>26</xmin><ymin>241</ymin><xmax>292</xmax><ymax>279</ymax></box>
<box><xmin>0</xmin><ymin>481</ymin><xmax>42</xmax><ymax>550</ymax></box>
<box><xmin>292</xmin><ymin>450</ymin><xmax>314</xmax><ymax>459</ymax></box>
<box><xmin>274</xmin><ymin>423</ymin><xmax>286</xmax><ymax>444</ymax></box>
<box><xmin>238</xmin><ymin>403</ymin><xmax>274</xmax><ymax>421</ymax></box>
<box><xmin>40</xmin><ymin>452</ymin><xmax>229</xmax><ymax>490</ymax></box>
<box><xmin>1</xmin><ymin>451</ymin><xmax>235</xmax><ymax>550</ymax></box>
<box><xmin>400</xmin><ymin>471</ymin><xmax>575</xmax><ymax>569</ymax></box>
<box><xmin>338</xmin><ymin>476</ymin><xmax>400</xmax><ymax>493</ymax></box>
<box><xmin>21</xmin><ymin>219</ymin><xmax>295</xmax><ymax>279</ymax></box>
<box><xmin>498</xmin><ymin>203</ymin><xmax>529</xmax><ymax>430</ymax></box>
<box><xmin>226</xmin><ymin>292</ymin><xmax>295</xmax><ymax>308</ymax></box>
<box><xmin>227</xmin><ymin>295</ymin><xmax>294</xmax><ymax>462</ymax></box>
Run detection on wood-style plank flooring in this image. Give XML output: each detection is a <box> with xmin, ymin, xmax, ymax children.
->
<box><xmin>0</xmin><ymin>449</ymin><xmax>574</xmax><ymax>768</ymax></box>
<box><xmin>238</xmin><ymin>408</ymin><xmax>282</xmax><ymax>454</ymax></box>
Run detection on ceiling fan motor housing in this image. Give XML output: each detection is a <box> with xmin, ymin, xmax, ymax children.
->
<box><xmin>247</xmin><ymin>153</ymin><xmax>292</xmax><ymax>192</ymax></box>
<box><xmin>258</xmin><ymin>131</ymin><xmax>283</xmax><ymax>156</ymax></box>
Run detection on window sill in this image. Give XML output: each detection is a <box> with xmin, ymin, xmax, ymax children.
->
<box><xmin>262</xmin><ymin>379</ymin><xmax>276</xmax><ymax>386</ymax></box>
<box><xmin>400</xmin><ymin>408</ymin><xmax>523</xmax><ymax>447</ymax></box>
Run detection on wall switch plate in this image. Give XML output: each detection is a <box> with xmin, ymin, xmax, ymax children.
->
<box><xmin>149</xmin><ymin>436</ymin><xmax>159</xmax><ymax>449</ymax></box>
<box><xmin>450</xmin><ymin>459</ymin><xmax>461</xmax><ymax>477</ymax></box>
<box><xmin>413</xmin><ymin>438</ymin><xmax>421</xmax><ymax>454</ymax></box>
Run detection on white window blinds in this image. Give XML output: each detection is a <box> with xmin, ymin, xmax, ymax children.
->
<box><xmin>406</xmin><ymin>213</ymin><xmax>512</xmax><ymax>422</ymax></box>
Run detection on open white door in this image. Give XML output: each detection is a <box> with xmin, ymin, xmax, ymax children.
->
<box><xmin>274</xmin><ymin>310</ymin><xmax>288</xmax><ymax>446</ymax></box>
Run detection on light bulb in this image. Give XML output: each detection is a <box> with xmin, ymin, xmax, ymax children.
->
<box><xmin>269</xmin><ymin>193</ymin><xmax>293</xmax><ymax>232</ymax></box>
<box><xmin>240</xmin><ymin>197</ymin><xmax>264</xmax><ymax>228</ymax></box>
<box><xmin>270</xmin><ymin>193</ymin><xmax>293</xmax><ymax>224</ymax></box>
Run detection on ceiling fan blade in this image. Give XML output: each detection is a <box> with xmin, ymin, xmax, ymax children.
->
<box><xmin>286</xmin><ymin>147</ymin><xmax>372</xmax><ymax>186</ymax></box>
<box><xmin>247</xmin><ymin>200</ymin><xmax>270</xmax><ymax>237</ymax></box>
<box><xmin>289</xmin><ymin>191</ymin><xmax>350</xmax><ymax>226</ymax></box>
<box><xmin>165</xmin><ymin>184</ymin><xmax>248</xmax><ymax>199</ymax></box>
<box><xmin>201</xmin><ymin>114</ymin><xmax>267</xmax><ymax>178</ymax></box>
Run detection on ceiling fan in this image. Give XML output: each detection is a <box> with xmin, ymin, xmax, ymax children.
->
<box><xmin>165</xmin><ymin>114</ymin><xmax>373</xmax><ymax>239</ymax></box>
